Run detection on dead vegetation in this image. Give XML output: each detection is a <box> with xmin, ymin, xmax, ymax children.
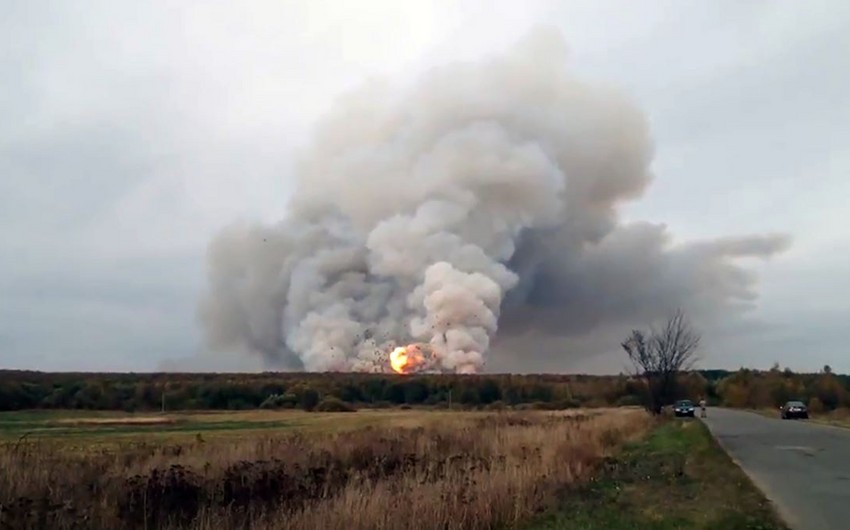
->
<box><xmin>0</xmin><ymin>409</ymin><xmax>649</xmax><ymax>530</ymax></box>
<box><xmin>526</xmin><ymin>419</ymin><xmax>788</xmax><ymax>530</ymax></box>
<box><xmin>52</xmin><ymin>417</ymin><xmax>178</xmax><ymax>426</ymax></box>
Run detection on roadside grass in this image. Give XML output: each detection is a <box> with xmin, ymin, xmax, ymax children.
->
<box><xmin>526</xmin><ymin>419</ymin><xmax>789</xmax><ymax>530</ymax></box>
<box><xmin>813</xmin><ymin>408</ymin><xmax>850</xmax><ymax>428</ymax></box>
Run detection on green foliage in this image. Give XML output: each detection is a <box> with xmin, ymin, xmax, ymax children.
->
<box><xmin>615</xmin><ymin>394</ymin><xmax>642</xmax><ymax>407</ymax></box>
<box><xmin>4</xmin><ymin>367</ymin><xmax>846</xmax><ymax>414</ymax></box>
<box><xmin>298</xmin><ymin>388</ymin><xmax>320</xmax><ymax>411</ymax></box>
<box><xmin>2</xmin><ymin>369</ymin><xmax>785</xmax><ymax>413</ymax></box>
<box><xmin>485</xmin><ymin>400</ymin><xmax>507</xmax><ymax>411</ymax></box>
<box><xmin>259</xmin><ymin>394</ymin><xmax>296</xmax><ymax>409</ymax></box>
<box><xmin>478</xmin><ymin>378</ymin><xmax>502</xmax><ymax>404</ymax></box>
<box><xmin>552</xmin><ymin>398</ymin><xmax>581</xmax><ymax>410</ymax></box>
<box><xmin>402</xmin><ymin>380</ymin><xmax>428</xmax><ymax>404</ymax></box>
<box><xmin>315</xmin><ymin>397</ymin><xmax>356</xmax><ymax>412</ymax></box>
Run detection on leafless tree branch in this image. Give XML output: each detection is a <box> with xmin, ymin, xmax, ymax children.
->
<box><xmin>621</xmin><ymin>309</ymin><xmax>701</xmax><ymax>414</ymax></box>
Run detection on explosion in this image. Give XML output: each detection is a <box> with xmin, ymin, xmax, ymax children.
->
<box><xmin>389</xmin><ymin>344</ymin><xmax>427</xmax><ymax>374</ymax></box>
<box><xmin>198</xmin><ymin>27</ymin><xmax>788</xmax><ymax>374</ymax></box>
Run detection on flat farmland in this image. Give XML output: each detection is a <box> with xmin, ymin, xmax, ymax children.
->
<box><xmin>0</xmin><ymin>407</ymin><xmax>611</xmax><ymax>444</ymax></box>
<box><xmin>0</xmin><ymin>408</ymin><xmax>507</xmax><ymax>442</ymax></box>
<box><xmin>0</xmin><ymin>407</ymin><xmax>649</xmax><ymax>530</ymax></box>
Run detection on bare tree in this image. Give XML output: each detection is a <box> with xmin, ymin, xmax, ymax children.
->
<box><xmin>621</xmin><ymin>309</ymin><xmax>701</xmax><ymax>414</ymax></box>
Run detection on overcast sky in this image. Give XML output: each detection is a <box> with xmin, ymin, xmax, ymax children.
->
<box><xmin>2</xmin><ymin>0</ymin><xmax>849</xmax><ymax>373</ymax></box>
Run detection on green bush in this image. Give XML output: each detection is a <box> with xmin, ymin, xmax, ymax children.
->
<box><xmin>315</xmin><ymin>397</ymin><xmax>356</xmax><ymax>412</ymax></box>
<box><xmin>259</xmin><ymin>395</ymin><xmax>280</xmax><ymax>409</ymax></box>
<box><xmin>299</xmin><ymin>388</ymin><xmax>320</xmax><ymax>411</ymax></box>
<box><xmin>259</xmin><ymin>393</ymin><xmax>297</xmax><ymax>409</ymax></box>
<box><xmin>552</xmin><ymin>398</ymin><xmax>582</xmax><ymax>410</ymax></box>
<box><xmin>616</xmin><ymin>394</ymin><xmax>643</xmax><ymax>407</ymax></box>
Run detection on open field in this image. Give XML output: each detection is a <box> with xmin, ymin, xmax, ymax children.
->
<box><xmin>0</xmin><ymin>408</ymin><xmax>599</xmax><ymax>445</ymax></box>
<box><xmin>0</xmin><ymin>407</ymin><xmax>650</xmax><ymax>530</ymax></box>
<box><xmin>527</xmin><ymin>418</ymin><xmax>788</xmax><ymax>530</ymax></box>
<box><xmin>0</xmin><ymin>409</ymin><xmax>298</xmax><ymax>443</ymax></box>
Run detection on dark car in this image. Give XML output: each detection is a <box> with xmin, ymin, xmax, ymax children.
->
<box><xmin>673</xmin><ymin>399</ymin><xmax>695</xmax><ymax>417</ymax></box>
<box><xmin>781</xmin><ymin>400</ymin><xmax>809</xmax><ymax>419</ymax></box>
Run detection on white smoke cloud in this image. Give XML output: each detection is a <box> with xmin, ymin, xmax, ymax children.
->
<box><xmin>198</xmin><ymin>27</ymin><xmax>789</xmax><ymax>373</ymax></box>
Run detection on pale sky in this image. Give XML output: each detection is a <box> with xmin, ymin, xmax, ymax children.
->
<box><xmin>2</xmin><ymin>0</ymin><xmax>849</xmax><ymax>373</ymax></box>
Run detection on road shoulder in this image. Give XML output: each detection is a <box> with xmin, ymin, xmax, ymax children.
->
<box><xmin>704</xmin><ymin>412</ymin><xmax>802</xmax><ymax>529</ymax></box>
<box><xmin>526</xmin><ymin>419</ymin><xmax>789</xmax><ymax>530</ymax></box>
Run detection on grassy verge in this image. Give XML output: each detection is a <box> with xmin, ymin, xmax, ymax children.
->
<box><xmin>527</xmin><ymin>419</ymin><xmax>789</xmax><ymax>530</ymax></box>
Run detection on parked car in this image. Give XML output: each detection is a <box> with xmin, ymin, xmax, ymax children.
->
<box><xmin>780</xmin><ymin>400</ymin><xmax>809</xmax><ymax>419</ymax></box>
<box><xmin>673</xmin><ymin>399</ymin><xmax>696</xmax><ymax>417</ymax></box>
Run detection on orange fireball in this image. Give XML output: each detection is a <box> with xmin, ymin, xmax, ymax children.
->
<box><xmin>389</xmin><ymin>344</ymin><xmax>426</xmax><ymax>374</ymax></box>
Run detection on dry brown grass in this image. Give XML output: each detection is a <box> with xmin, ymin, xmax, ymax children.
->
<box><xmin>0</xmin><ymin>408</ymin><xmax>650</xmax><ymax>530</ymax></box>
<box><xmin>815</xmin><ymin>407</ymin><xmax>850</xmax><ymax>427</ymax></box>
<box><xmin>52</xmin><ymin>417</ymin><xmax>178</xmax><ymax>426</ymax></box>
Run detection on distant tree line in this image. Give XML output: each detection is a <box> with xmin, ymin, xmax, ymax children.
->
<box><xmin>0</xmin><ymin>371</ymin><xmax>636</xmax><ymax>412</ymax></box>
<box><xmin>715</xmin><ymin>365</ymin><xmax>850</xmax><ymax>412</ymax></box>
<box><xmin>0</xmin><ymin>367</ymin><xmax>846</xmax><ymax>413</ymax></box>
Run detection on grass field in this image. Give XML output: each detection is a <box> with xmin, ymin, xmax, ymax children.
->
<box><xmin>0</xmin><ymin>408</ymin><xmax>548</xmax><ymax>443</ymax></box>
<box><xmin>0</xmin><ymin>407</ymin><xmax>650</xmax><ymax>530</ymax></box>
<box><xmin>527</xmin><ymin>419</ymin><xmax>789</xmax><ymax>530</ymax></box>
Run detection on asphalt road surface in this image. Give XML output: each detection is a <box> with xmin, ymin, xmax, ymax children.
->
<box><xmin>703</xmin><ymin>408</ymin><xmax>850</xmax><ymax>530</ymax></box>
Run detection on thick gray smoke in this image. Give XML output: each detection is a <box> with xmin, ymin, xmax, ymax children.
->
<box><xmin>199</xmin><ymin>28</ymin><xmax>789</xmax><ymax>373</ymax></box>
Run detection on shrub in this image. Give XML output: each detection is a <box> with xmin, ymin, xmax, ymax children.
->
<box><xmin>259</xmin><ymin>396</ymin><xmax>278</xmax><ymax>409</ymax></box>
<box><xmin>552</xmin><ymin>398</ymin><xmax>582</xmax><ymax>410</ymax></box>
<box><xmin>260</xmin><ymin>394</ymin><xmax>298</xmax><ymax>409</ymax></box>
<box><xmin>315</xmin><ymin>397</ymin><xmax>356</xmax><ymax>412</ymax></box>
<box><xmin>227</xmin><ymin>398</ymin><xmax>252</xmax><ymax>410</ymax></box>
<box><xmin>616</xmin><ymin>395</ymin><xmax>643</xmax><ymax>407</ymax></box>
<box><xmin>486</xmin><ymin>400</ymin><xmax>507</xmax><ymax>411</ymax></box>
<box><xmin>299</xmin><ymin>388</ymin><xmax>320</xmax><ymax>411</ymax></box>
<box><xmin>514</xmin><ymin>401</ymin><xmax>552</xmax><ymax>411</ymax></box>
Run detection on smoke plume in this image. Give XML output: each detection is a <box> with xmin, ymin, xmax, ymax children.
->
<box><xmin>199</xmin><ymin>28</ymin><xmax>789</xmax><ymax>373</ymax></box>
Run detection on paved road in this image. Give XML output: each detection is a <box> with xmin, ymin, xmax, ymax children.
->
<box><xmin>703</xmin><ymin>408</ymin><xmax>850</xmax><ymax>530</ymax></box>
